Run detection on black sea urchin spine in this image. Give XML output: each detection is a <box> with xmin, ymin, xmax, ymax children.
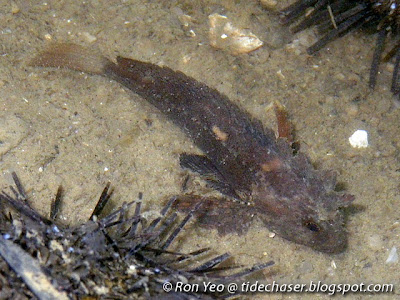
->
<box><xmin>281</xmin><ymin>0</ymin><xmax>400</xmax><ymax>94</ymax></box>
<box><xmin>0</xmin><ymin>173</ymin><xmax>274</xmax><ymax>299</ymax></box>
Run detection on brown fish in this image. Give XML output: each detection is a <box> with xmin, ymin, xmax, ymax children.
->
<box><xmin>31</xmin><ymin>44</ymin><xmax>354</xmax><ymax>253</ymax></box>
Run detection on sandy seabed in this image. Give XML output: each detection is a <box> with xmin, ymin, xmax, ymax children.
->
<box><xmin>0</xmin><ymin>1</ymin><xmax>399</xmax><ymax>299</ymax></box>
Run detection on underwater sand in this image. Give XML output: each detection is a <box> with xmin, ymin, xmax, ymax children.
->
<box><xmin>0</xmin><ymin>0</ymin><xmax>399</xmax><ymax>299</ymax></box>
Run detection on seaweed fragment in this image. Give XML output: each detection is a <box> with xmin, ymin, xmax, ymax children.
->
<box><xmin>0</xmin><ymin>173</ymin><xmax>273</xmax><ymax>299</ymax></box>
<box><xmin>280</xmin><ymin>0</ymin><xmax>400</xmax><ymax>94</ymax></box>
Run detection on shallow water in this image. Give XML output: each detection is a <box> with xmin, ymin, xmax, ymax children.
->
<box><xmin>0</xmin><ymin>0</ymin><xmax>399</xmax><ymax>299</ymax></box>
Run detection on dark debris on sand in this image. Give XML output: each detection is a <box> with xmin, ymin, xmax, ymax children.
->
<box><xmin>0</xmin><ymin>172</ymin><xmax>273</xmax><ymax>299</ymax></box>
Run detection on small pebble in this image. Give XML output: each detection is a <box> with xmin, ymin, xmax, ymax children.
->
<box><xmin>389</xmin><ymin>221</ymin><xmax>400</xmax><ymax>230</ymax></box>
<box><xmin>260</xmin><ymin>0</ymin><xmax>277</xmax><ymax>10</ymax></box>
<box><xmin>127</xmin><ymin>265</ymin><xmax>137</xmax><ymax>275</ymax></box>
<box><xmin>330</xmin><ymin>260</ymin><xmax>337</xmax><ymax>269</ymax></box>
<box><xmin>385</xmin><ymin>247</ymin><xmax>398</xmax><ymax>264</ymax></box>
<box><xmin>276</xmin><ymin>69</ymin><xmax>285</xmax><ymax>80</ymax></box>
<box><xmin>178</xmin><ymin>14</ymin><xmax>194</xmax><ymax>27</ymax></box>
<box><xmin>11</xmin><ymin>1</ymin><xmax>20</xmax><ymax>14</ymax></box>
<box><xmin>349</xmin><ymin>130</ymin><xmax>368</xmax><ymax>148</ymax></box>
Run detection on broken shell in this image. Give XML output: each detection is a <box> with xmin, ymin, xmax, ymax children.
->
<box><xmin>208</xmin><ymin>13</ymin><xmax>263</xmax><ymax>55</ymax></box>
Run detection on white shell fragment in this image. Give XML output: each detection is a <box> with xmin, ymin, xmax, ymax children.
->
<box><xmin>349</xmin><ymin>130</ymin><xmax>368</xmax><ymax>148</ymax></box>
<box><xmin>260</xmin><ymin>0</ymin><xmax>278</xmax><ymax>10</ymax></box>
<box><xmin>386</xmin><ymin>247</ymin><xmax>398</xmax><ymax>264</ymax></box>
<box><xmin>208</xmin><ymin>13</ymin><xmax>263</xmax><ymax>55</ymax></box>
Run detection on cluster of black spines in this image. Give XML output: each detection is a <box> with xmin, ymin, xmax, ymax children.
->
<box><xmin>280</xmin><ymin>0</ymin><xmax>400</xmax><ymax>94</ymax></box>
<box><xmin>0</xmin><ymin>173</ymin><xmax>273</xmax><ymax>299</ymax></box>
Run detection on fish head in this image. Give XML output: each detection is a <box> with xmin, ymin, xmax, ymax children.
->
<box><xmin>285</xmin><ymin>191</ymin><xmax>354</xmax><ymax>253</ymax></box>
<box><xmin>253</xmin><ymin>160</ymin><xmax>354</xmax><ymax>253</ymax></box>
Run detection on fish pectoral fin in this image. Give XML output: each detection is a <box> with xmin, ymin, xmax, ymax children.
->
<box><xmin>172</xmin><ymin>195</ymin><xmax>255</xmax><ymax>236</ymax></box>
<box><xmin>179</xmin><ymin>153</ymin><xmax>239</xmax><ymax>199</ymax></box>
<box><xmin>180</xmin><ymin>153</ymin><xmax>219</xmax><ymax>176</ymax></box>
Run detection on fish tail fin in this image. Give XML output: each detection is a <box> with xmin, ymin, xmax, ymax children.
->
<box><xmin>30</xmin><ymin>43</ymin><xmax>111</xmax><ymax>75</ymax></box>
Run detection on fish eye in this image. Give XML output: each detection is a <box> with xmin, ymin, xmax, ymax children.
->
<box><xmin>303</xmin><ymin>219</ymin><xmax>321</xmax><ymax>232</ymax></box>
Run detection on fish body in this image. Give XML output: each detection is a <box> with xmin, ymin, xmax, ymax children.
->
<box><xmin>32</xmin><ymin>44</ymin><xmax>354</xmax><ymax>253</ymax></box>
